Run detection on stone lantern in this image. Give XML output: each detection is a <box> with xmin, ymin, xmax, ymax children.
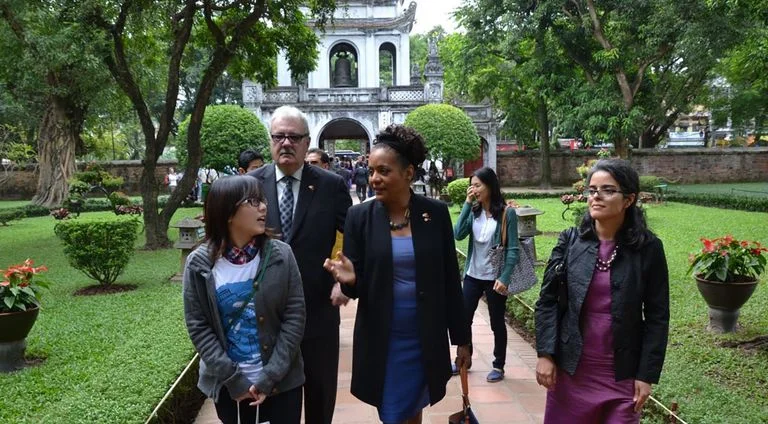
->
<box><xmin>515</xmin><ymin>206</ymin><xmax>545</xmax><ymax>262</ymax></box>
<box><xmin>171</xmin><ymin>218</ymin><xmax>205</xmax><ymax>282</ymax></box>
<box><xmin>411</xmin><ymin>180</ymin><xmax>427</xmax><ymax>196</ymax></box>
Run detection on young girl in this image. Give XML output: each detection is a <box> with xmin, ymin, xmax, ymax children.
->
<box><xmin>183</xmin><ymin>175</ymin><xmax>306</xmax><ymax>424</ymax></box>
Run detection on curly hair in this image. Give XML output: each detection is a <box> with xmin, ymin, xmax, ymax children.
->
<box><xmin>372</xmin><ymin>124</ymin><xmax>428</xmax><ymax>170</ymax></box>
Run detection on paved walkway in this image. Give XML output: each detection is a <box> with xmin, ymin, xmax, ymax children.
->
<box><xmin>194</xmin><ymin>298</ymin><xmax>546</xmax><ymax>423</ymax></box>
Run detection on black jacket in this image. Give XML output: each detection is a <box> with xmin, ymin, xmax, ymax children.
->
<box><xmin>535</xmin><ymin>228</ymin><xmax>670</xmax><ymax>384</ymax></box>
<box><xmin>248</xmin><ymin>163</ymin><xmax>352</xmax><ymax>338</ymax></box>
<box><xmin>340</xmin><ymin>195</ymin><xmax>471</xmax><ymax>407</ymax></box>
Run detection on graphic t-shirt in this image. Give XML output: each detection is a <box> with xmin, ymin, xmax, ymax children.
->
<box><xmin>213</xmin><ymin>256</ymin><xmax>263</xmax><ymax>383</ymax></box>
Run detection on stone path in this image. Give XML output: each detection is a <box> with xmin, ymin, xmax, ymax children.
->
<box><xmin>194</xmin><ymin>298</ymin><xmax>546</xmax><ymax>423</ymax></box>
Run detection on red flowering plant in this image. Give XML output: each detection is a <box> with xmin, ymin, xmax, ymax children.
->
<box><xmin>688</xmin><ymin>236</ymin><xmax>768</xmax><ymax>283</ymax></box>
<box><xmin>0</xmin><ymin>259</ymin><xmax>50</xmax><ymax>313</ymax></box>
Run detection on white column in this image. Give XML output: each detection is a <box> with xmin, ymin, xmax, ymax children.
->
<box><xmin>400</xmin><ymin>33</ymin><xmax>410</xmax><ymax>86</ymax></box>
<box><xmin>277</xmin><ymin>51</ymin><xmax>291</xmax><ymax>86</ymax></box>
<box><xmin>365</xmin><ymin>32</ymin><xmax>376</xmax><ymax>88</ymax></box>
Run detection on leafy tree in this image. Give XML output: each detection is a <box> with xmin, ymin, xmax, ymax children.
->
<box><xmin>176</xmin><ymin>104</ymin><xmax>269</xmax><ymax>174</ymax></box>
<box><xmin>404</xmin><ymin>104</ymin><xmax>480</xmax><ymax>165</ymax></box>
<box><xmin>80</xmin><ymin>0</ymin><xmax>336</xmax><ymax>249</ymax></box>
<box><xmin>0</xmin><ymin>1</ymin><xmax>111</xmax><ymax>207</ymax></box>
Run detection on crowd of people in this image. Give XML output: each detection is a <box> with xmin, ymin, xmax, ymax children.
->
<box><xmin>181</xmin><ymin>104</ymin><xmax>670</xmax><ymax>424</ymax></box>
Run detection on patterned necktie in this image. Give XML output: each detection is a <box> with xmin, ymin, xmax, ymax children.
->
<box><xmin>279</xmin><ymin>176</ymin><xmax>294</xmax><ymax>241</ymax></box>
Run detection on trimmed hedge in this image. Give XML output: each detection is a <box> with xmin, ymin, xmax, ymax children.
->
<box><xmin>639</xmin><ymin>175</ymin><xmax>663</xmax><ymax>192</ymax></box>
<box><xmin>503</xmin><ymin>190</ymin><xmax>573</xmax><ymax>200</ymax></box>
<box><xmin>446</xmin><ymin>178</ymin><xmax>470</xmax><ymax>205</ymax></box>
<box><xmin>54</xmin><ymin>218</ymin><xmax>141</xmax><ymax>285</ymax></box>
<box><xmin>666</xmin><ymin>192</ymin><xmax>768</xmax><ymax>212</ymax></box>
<box><xmin>0</xmin><ymin>209</ymin><xmax>25</xmax><ymax>225</ymax></box>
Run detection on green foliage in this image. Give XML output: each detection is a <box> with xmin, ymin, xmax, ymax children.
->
<box><xmin>688</xmin><ymin>236</ymin><xmax>768</xmax><ymax>282</ymax></box>
<box><xmin>54</xmin><ymin>218</ymin><xmax>140</xmax><ymax>286</ymax></box>
<box><xmin>176</xmin><ymin>105</ymin><xmax>269</xmax><ymax>172</ymax></box>
<box><xmin>404</xmin><ymin>104</ymin><xmax>480</xmax><ymax>163</ymax></box>
<box><xmin>445</xmin><ymin>178</ymin><xmax>470</xmax><ymax>205</ymax></box>
<box><xmin>108</xmin><ymin>191</ymin><xmax>131</xmax><ymax>208</ymax></box>
<box><xmin>666</xmin><ymin>193</ymin><xmax>768</xmax><ymax>213</ymax></box>
<box><xmin>0</xmin><ymin>209</ymin><xmax>25</xmax><ymax>226</ymax></box>
<box><xmin>0</xmin><ymin>209</ymin><xmax>199</xmax><ymax>423</ymax></box>
<box><xmin>639</xmin><ymin>176</ymin><xmax>663</xmax><ymax>192</ymax></box>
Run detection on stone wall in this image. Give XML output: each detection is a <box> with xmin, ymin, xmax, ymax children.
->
<box><xmin>0</xmin><ymin>160</ymin><xmax>178</xmax><ymax>200</ymax></box>
<box><xmin>497</xmin><ymin>148</ymin><xmax>768</xmax><ymax>186</ymax></box>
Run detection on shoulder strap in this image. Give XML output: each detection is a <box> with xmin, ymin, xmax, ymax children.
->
<box><xmin>500</xmin><ymin>206</ymin><xmax>510</xmax><ymax>247</ymax></box>
<box><xmin>224</xmin><ymin>240</ymin><xmax>273</xmax><ymax>333</ymax></box>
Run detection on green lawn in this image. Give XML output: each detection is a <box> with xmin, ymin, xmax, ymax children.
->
<box><xmin>451</xmin><ymin>199</ymin><xmax>768</xmax><ymax>424</ymax></box>
<box><xmin>671</xmin><ymin>182</ymin><xmax>768</xmax><ymax>197</ymax></box>
<box><xmin>0</xmin><ymin>200</ymin><xmax>34</xmax><ymax>209</ymax></box>
<box><xmin>0</xmin><ymin>208</ymin><xmax>202</xmax><ymax>423</ymax></box>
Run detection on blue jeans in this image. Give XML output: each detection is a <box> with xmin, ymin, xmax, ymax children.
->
<box><xmin>462</xmin><ymin>274</ymin><xmax>507</xmax><ymax>370</ymax></box>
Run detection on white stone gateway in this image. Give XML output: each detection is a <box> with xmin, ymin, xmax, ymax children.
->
<box><xmin>243</xmin><ymin>0</ymin><xmax>497</xmax><ymax>171</ymax></box>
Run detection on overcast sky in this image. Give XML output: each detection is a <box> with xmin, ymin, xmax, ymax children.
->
<box><xmin>410</xmin><ymin>0</ymin><xmax>463</xmax><ymax>34</ymax></box>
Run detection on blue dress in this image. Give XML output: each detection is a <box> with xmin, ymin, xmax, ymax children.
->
<box><xmin>379</xmin><ymin>236</ymin><xmax>430</xmax><ymax>423</ymax></box>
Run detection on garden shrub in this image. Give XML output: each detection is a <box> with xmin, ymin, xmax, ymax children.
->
<box><xmin>404</xmin><ymin>104</ymin><xmax>481</xmax><ymax>164</ymax></box>
<box><xmin>54</xmin><ymin>218</ymin><xmax>140</xmax><ymax>285</ymax></box>
<box><xmin>639</xmin><ymin>175</ymin><xmax>663</xmax><ymax>192</ymax></box>
<box><xmin>0</xmin><ymin>209</ymin><xmax>25</xmax><ymax>226</ymax></box>
<box><xmin>108</xmin><ymin>191</ymin><xmax>132</xmax><ymax>208</ymax></box>
<box><xmin>503</xmin><ymin>191</ymin><xmax>572</xmax><ymax>200</ymax></box>
<box><xmin>446</xmin><ymin>178</ymin><xmax>470</xmax><ymax>205</ymax></box>
<box><xmin>176</xmin><ymin>104</ymin><xmax>270</xmax><ymax>173</ymax></box>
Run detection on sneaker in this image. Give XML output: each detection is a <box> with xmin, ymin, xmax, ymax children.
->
<box><xmin>487</xmin><ymin>368</ymin><xmax>505</xmax><ymax>383</ymax></box>
<box><xmin>451</xmin><ymin>363</ymin><xmax>459</xmax><ymax>376</ymax></box>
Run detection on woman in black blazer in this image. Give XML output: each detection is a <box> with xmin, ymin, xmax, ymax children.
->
<box><xmin>534</xmin><ymin>159</ymin><xmax>670</xmax><ymax>423</ymax></box>
<box><xmin>324</xmin><ymin>124</ymin><xmax>471</xmax><ymax>424</ymax></box>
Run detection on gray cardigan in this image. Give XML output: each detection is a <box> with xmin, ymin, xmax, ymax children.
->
<box><xmin>182</xmin><ymin>239</ymin><xmax>305</xmax><ymax>401</ymax></box>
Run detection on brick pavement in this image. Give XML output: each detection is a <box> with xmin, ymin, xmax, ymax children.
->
<box><xmin>194</xmin><ymin>298</ymin><xmax>546</xmax><ymax>423</ymax></box>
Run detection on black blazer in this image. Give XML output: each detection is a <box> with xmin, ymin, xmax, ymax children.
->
<box><xmin>248</xmin><ymin>163</ymin><xmax>352</xmax><ymax>338</ymax></box>
<box><xmin>340</xmin><ymin>195</ymin><xmax>470</xmax><ymax>407</ymax></box>
<box><xmin>535</xmin><ymin>228</ymin><xmax>670</xmax><ymax>384</ymax></box>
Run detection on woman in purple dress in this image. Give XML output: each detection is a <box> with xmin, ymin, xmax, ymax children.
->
<box><xmin>534</xmin><ymin>159</ymin><xmax>670</xmax><ymax>423</ymax></box>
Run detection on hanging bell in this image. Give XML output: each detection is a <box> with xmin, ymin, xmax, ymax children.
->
<box><xmin>333</xmin><ymin>53</ymin><xmax>353</xmax><ymax>87</ymax></box>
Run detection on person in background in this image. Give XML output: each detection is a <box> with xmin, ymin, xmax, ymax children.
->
<box><xmin>247</xmin><ymin>105</ymin><xmax>352</xmax><ymax>424</ymax></box>
<box><xmin>452</xmin><ymin>166</ymin><xmax>519</xmax><ymax>383</ymax></box>
<box><xmin>166</xmin><ymin>167</ymin><xmax>178</xmax><ymax>193</ymax></box>
<box><xmin>306</xmin><ymin>148</ymin><xmax>331</xmax><ymax>170</ymax></box>
<box><xmin>324</xmin><ymin>124</ymin><xmax>471</xmax><ymax>424</ymax></box>
<box><xmin>238</xmin><ymin>149</ymin><xmax>265</xmax><ymax>174</ymax></box>
<box><xmin>353</xmin><ymin>159</ymin><xmax>368</xmax><ymax>202</ymax></box>
<box><xmin>535</xmin><ymin>159</ymin><xmax>670</xmax><ymax>423</ymax></box>
<box><xmin>182</xmin><ymin>175</ymin><xmax>306</xmax><ymax>424</ymax></box>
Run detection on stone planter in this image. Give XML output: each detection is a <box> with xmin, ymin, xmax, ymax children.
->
<box><xmin>0</xmin><ymin>306</ymin><xmax>40</xmax><ymax>372</ymax></box>
<box><xmin>695</xmin><ymin>275</ymin><xmax>758</xmax><ymax>333</ymax></box>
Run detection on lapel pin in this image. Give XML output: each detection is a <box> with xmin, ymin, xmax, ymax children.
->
<box><xmin>422</xmin><ymin>212</ymin><xmax>431</xmax><ymax>222</ymax></box>
<box><xmin>308</xmin><ymin>185</ymin><xmax>315</xmax><ymax>191</ymax></box>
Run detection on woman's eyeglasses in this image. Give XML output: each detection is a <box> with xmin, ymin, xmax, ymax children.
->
<box><xmin>238</xmin><ymin>197</ymin><xmax>267</xmax><ymax>208</ymax></box>
<box><xmin>583</xmin><ymin>188</ymin><xmax>623</xmax><ymax>198</ymax></box>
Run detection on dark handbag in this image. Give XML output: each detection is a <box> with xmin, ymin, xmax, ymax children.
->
<box><xmin>488</xmin><ymin>206</ymin><xmax>510</xmax><ymax>278</ymax></box>
<box><xmin>448</xmin><ymin>365</ymin><xmax>479</xmax><ymax>424</ymax></box>
<box><xmin>507</xmin><ymin>237</ymin><xmax>538</xmax><ymax>295</ymax></box>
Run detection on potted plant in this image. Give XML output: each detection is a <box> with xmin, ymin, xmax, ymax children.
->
<box><xmin>0</xmin><ymin>259</ymin><xmax>49</xmax><ymax>372</ymax></box>
<box><xmin>688</xmin><ymin>236</ymin><xmax>768</xmax><ymax>333</ymax></box>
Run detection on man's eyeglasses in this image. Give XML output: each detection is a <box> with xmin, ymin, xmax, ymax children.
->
<box><xmin>238</xmin><ymin>197</ymin><xmax>267</xmax><ymax>208</ymax></box>
<box><xmin>583</xmin><ymin>188</ymin><xmax>623</xmax><ymax>198</ymax></box>
<box><xmin>270</xmin><ymin>133</ymin><xmax>308</xmax><ymax>144</ymax></box>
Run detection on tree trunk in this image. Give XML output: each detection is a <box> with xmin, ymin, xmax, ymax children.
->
<box><xmin>536</xmin><ymin>96</ymin><xmax>552</xmax><ymax>188</ymax></box>
<box><xmin>31</xmin><ymin>97</ymin><xmax>84</xmax><ymax>208</ymax></box>
<box><xmin>615</xmin><ymin>138</ymin><xmax>630</xmax><ymax>158</ymax></box>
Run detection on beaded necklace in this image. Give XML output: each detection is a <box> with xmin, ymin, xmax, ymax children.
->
<box><xmin>389</xmin><ymin>208</ymin><xmax>410</xmax><ymax>231</ymax></box>
<box><xmin>595</xmin><ymin>244</ymin><xmax>619</xmax><ymax>272</ymax></box>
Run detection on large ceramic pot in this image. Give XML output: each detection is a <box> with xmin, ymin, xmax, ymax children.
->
<box><xmin>695</xmin><ymin>275</ymin><xmax>758</xmax><ymax>333</ymax></box>
<box><xmin>0</xmin><ymin>307</ymin><xmax>40</xmax><ymax>372</ymax></box>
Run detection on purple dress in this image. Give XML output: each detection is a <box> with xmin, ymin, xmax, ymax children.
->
<box><xmin>544</xmin><ymin>240</ymin><xmax>640</xmax><ymax>423</ymax></box>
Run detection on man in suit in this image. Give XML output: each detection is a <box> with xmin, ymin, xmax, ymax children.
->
<box><xmin>248</xmin><ymin>105</ymin><xmax>352</xmax><ymax>424</ymax></box>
